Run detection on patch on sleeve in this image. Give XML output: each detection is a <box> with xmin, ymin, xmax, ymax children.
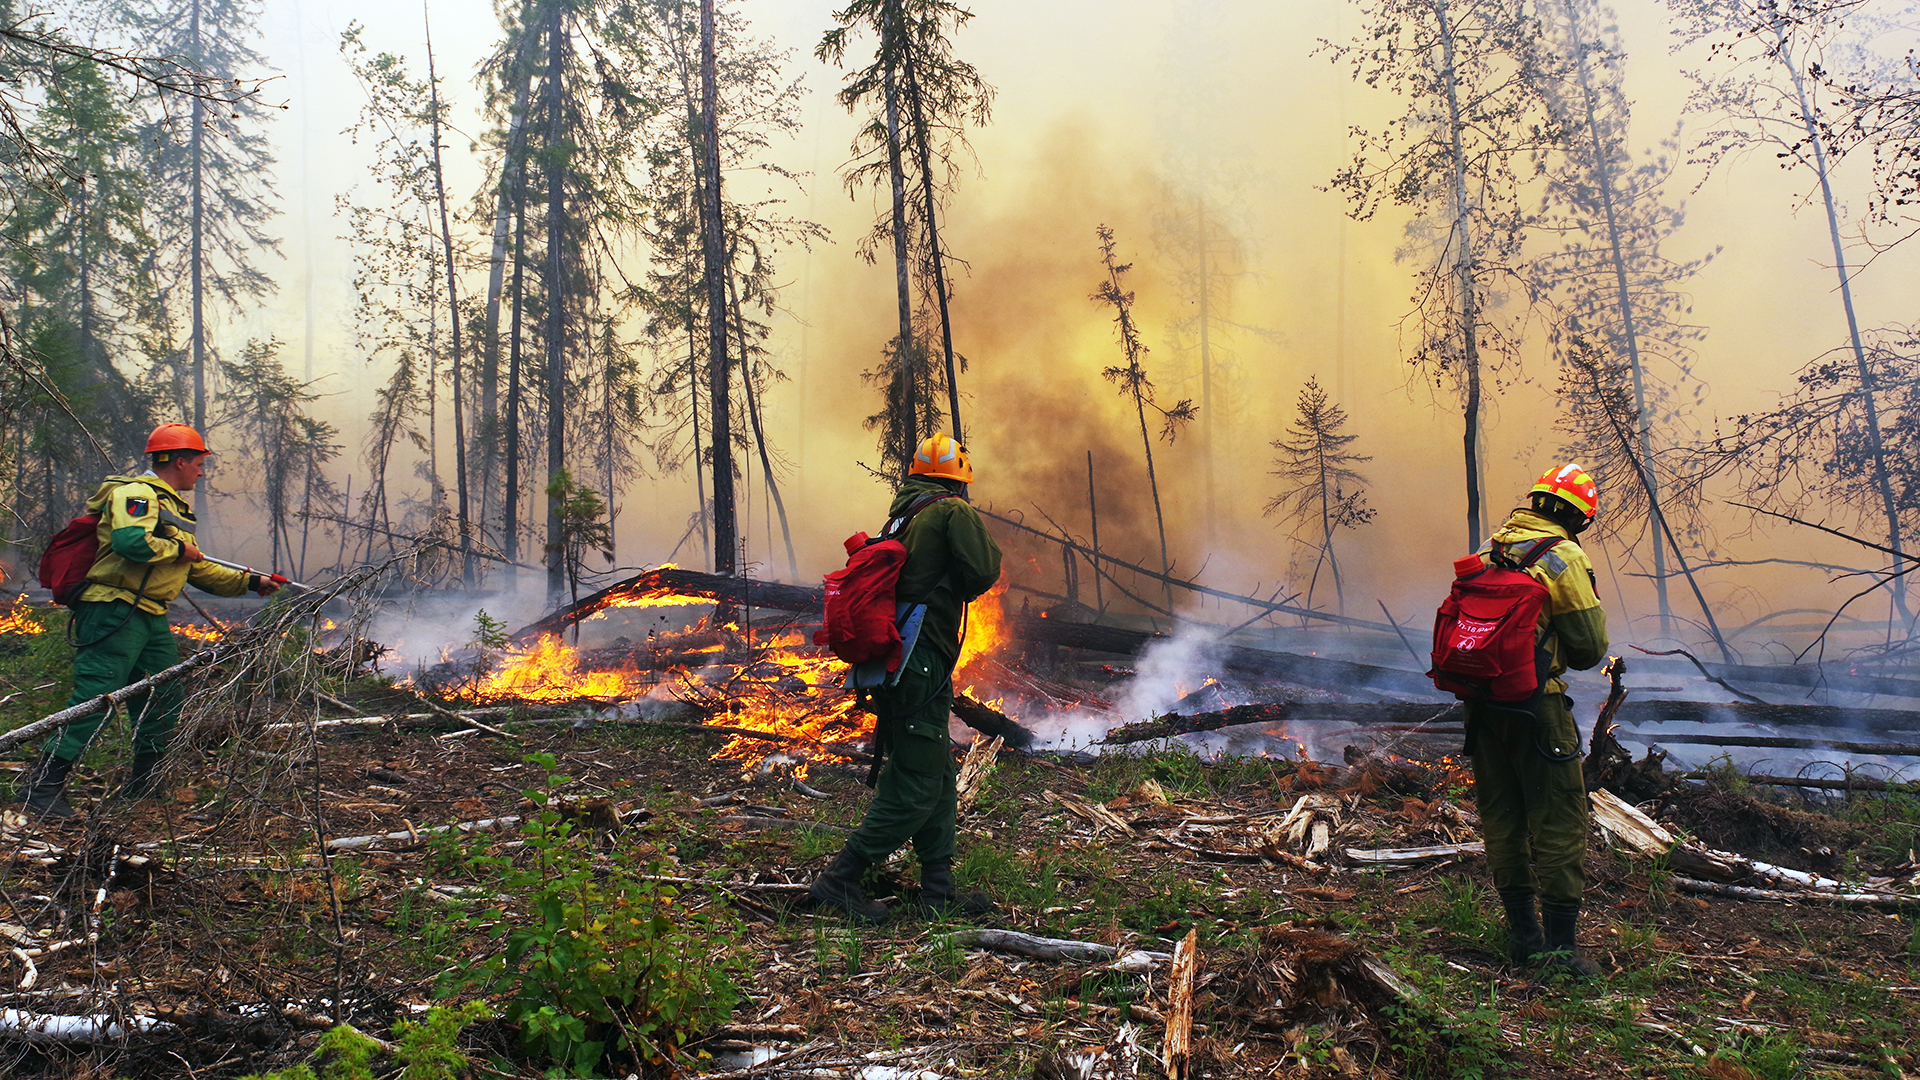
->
<box><xmin>1540</xmin><ymin>549</ymin><xmax>1569</xmax><ymax>578</ymax></box>
<box><xmin>125</xmin><ymin>496</ymin><xmax>149</xmax><ymax>517</ymax></box>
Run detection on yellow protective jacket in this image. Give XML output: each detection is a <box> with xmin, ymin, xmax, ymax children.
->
<box><xmin>1477</xmin><ymin>508</ymin><xmax>1609</xmax><ymax>695</ymax></box>
<box><xmin>77</xmin><ymin>473</ymin><xmax>252</xmax><ymax>614</ymax></box>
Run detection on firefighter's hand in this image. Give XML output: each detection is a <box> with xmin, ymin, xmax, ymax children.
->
<box><xmin>177</xmin><ymin>540</ymin><xmax>203</xmax><ymax>563</ymax></box>
<box><xmin>254</xmin><ymin>573</ymin><xmax>287</xmax><ymax>597</ymax></box>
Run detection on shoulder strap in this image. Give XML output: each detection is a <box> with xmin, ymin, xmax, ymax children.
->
<box><xmin>880</xmin><ymin>491</ymin><xmax>956</xmax><ymax>540</ymax></box>
<box><xmin>1515</xmin><ymin>537</ymin><xmax>1563</xmax><ymax>571</ymax></box>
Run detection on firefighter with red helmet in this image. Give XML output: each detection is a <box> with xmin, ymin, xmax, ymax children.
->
<box><xmin>808</xmin><ymin>433</ymin><xmax>1003</xmax><ymax>922</ymax></box>
<box><xmin>1467</xmin><ymin>463</ymin><xmax>1610</xmax><ymax>978</ymax></box>
<box><xmin>17</xmin><ymin>423</ymin><xmax>284</xmax><ymax>819</ymax></box>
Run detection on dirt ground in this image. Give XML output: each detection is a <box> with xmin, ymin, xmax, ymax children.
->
<box><xmin>0</xmin><ymin>700</ymin><xmax>1915</xmax><ymax>1079</ymax></box>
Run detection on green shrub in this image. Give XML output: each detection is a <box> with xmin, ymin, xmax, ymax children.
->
<box><xmin>476</xmin><ymin>752</ymin><xmax>747</xmax><ymax>1076</ymax></box>
<box><xmin>236</xmin><ymin>1002</ymin><xmax>490</xmax><ymax>1080</ymax></box>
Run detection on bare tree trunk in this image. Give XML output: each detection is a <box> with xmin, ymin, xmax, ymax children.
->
<box><xmin>425</xmin><ymin>5</ymin><xmax>474</xmax><ymax>585</ymax></box>
<box><xmin>726</xmin><ymin>252</ymin><xmax>798</xmax><ymax>579</ymax></box>
<box><xmin>881</xmin><ymin>8</ymin><xmax>917</xmax><ymax>461</ymax></box>
<box><xmin>1196</xmin><ymin>194</ymin><xmax>1216</xmax><ymax>551</ymax></box>
<box><xmin>699</xmin><ymin>0</ymin><xmax>736</xmax><ymax>575</ymax></box>
<box><xmin>543</xmin><ymin>1</ymin><xmax>567</xmax><ymax>602</ymax></box>
<box><xmin>1778</xmin><ymin>30</ymin><xmax>1909</xmax><ymax>624</ymax></box>
<box><xmin>1132</xmin><ymin>389</ymin><xmax>1174</xmax><ymax>612</ymax></box>
<box><xmin>1436</xmin><ymin>0</ymin><xmax>1483</xmax><ymax>553</ymax></box>
<box><xmin>900</xmin><ymin>42</ymin><xmax>961</xmax><ymax>443</ymax></box>
<box><xmin>504</xmin><ymin>148</ymin><xmax>528</xmax><ymax>592</ymax></box>
<box><xmin>477</xmin><ymin>60</ymin><xmax>533</xmax><ymax>547</ymax></box>
<box><xmin>189</xmin><ymin>0</ymin><xmax>213</xmax><ymax>535</ymax></box>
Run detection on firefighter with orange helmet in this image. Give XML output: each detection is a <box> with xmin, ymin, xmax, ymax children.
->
<box><xmin>809</xmin><ymin>433</ymin><xmax>1002</xmax><ymax>922</ymax></box>
<box><xmin>17</xmin><ymin>423</ymin><xmax>285</xmax><ymax>819</ymax></box>
<box><xmin>1467</xmin><ymin>463</ymin><xmax>1610</xmax><ymax>978</ymax></box>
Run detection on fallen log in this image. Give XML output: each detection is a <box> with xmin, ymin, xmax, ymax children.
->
<box><xmin>1673</xmin><ymin>876</ymin><xmax>1919</xmax><ymax>909</ymax></box>
<box><xmin>1018</xmin><ymin>616</ymin><xmax>1440</xmax><ymax>700</ymax></box>
<box><xmin>513</xmin><ymin>567</ymin><xmax>824</xmax><ymax>642</ymax></box>
<box><xmin>1616</xmin><ymin>731</ymin><xmax>1920</xmax><ymax>757</ymax></box>
<box><xmin>1673</xmin><ymin>770</ymin><xmax>1920</xmax><ymax>793</ymax></box>
<box><xmin>1618</xmin><ymin>699</ymin><xmax>1920</xmax><ymax>733</ymax></box>
<box><xmin>0</xmin><ymin>650</ymin><xmax>220</xmax><ymax>755</ymax></box>
<box><xmin>1343</xmin><ymin>842</ymin><xmax>1484</xmax><ymax>865</ymax></box>
<box><xmin>951</xmin><ymin>694</ymin><xmax>1034</xmax><ymax>749</ymax></box>
<box><xmin>1102</xmin><ymin>702</ymin><xmax>1462</xmax><ymax>745</ymax></box>
<box><xmin>946</xmin><ymin>928</ymin><xmax>1170</xmax><ymax>964</ymax></box>
<box><xmin>326</xmin><ymin>816</ymin><xmax>521</xmax><ymax>851</ymax></box>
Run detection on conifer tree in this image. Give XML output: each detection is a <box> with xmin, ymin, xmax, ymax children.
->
<box><xmin>1092</xmin><ymin>224</ymin><xmax>1195</xmax><ymax>613</ymax></box>
<box><xmin>818</xmin><ymin>0</ymin><xmax>993</xmax><ymax>471</ymax></box>
<box><xmin>215</xmin><ymin>338</ymin><xmax>338</xmax><ymax>571</ymax></box>
<box><xmin>1266</xmin><ymin>377</ymin><xmax>1373</xmax><ymax>616</ymax></box>
<box><xmin>131</xmin><ymin>0</ymin><xmax>281</xmax><ymax>512</ymax></box>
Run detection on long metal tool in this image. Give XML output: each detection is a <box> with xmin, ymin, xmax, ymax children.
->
<box><xmin>200</xmin><ymin>556</ymin><xmax>312</xmax><ymax>592</ymax></box>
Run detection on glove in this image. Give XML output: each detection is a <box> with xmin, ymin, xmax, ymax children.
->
<box><xmin>253</xmin><ymin>573</ymin><xmax>287</xmax><ymax>597</ymax></box>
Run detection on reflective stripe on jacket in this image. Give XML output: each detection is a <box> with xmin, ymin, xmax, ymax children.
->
<box><xmin>1477</xmin><ymin>508</ymin><xmax>1609</xmax><ymax>694</ymax></box>
<box><xmin>77</xmin><ymin>473</ymin><xmax>251</xmax><ymax>614</ymax></box>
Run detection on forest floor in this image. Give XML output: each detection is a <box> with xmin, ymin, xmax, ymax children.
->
<box><xmin>0</xmin><ymin>615</ymin><xmax>1914</xmax><ymax>1079</ymax></box>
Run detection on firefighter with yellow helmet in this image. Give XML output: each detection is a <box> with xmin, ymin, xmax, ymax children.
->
<box><xmin>808</xmin><ymin>433</ymin><xmax>1003</xmax><ymax>922</ymax></box>
<box><xmin>1469</xmin><ymin>463</ymin><xmax>1609</xmax><ymax>978</ymax></box>
<box><xmin>18</xmin><ymin>423</ymin><xmax>284</xmax><ymax>819</ymax></box>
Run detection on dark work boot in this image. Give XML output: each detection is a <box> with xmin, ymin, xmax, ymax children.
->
<box><xmin>17</xmin><ymin>753</ymin><xmax>77</xmax><ymax>820</ymax></box>
<box><xmin>1539</xmin><ymin>901</ymin><xmax>1602</xmax><ymax>980</ymax></box>
<box><xmin>118</xmin><ymin>751</ymin><xmax>166</xmax><ymax>800</ymax></box>
<box><xmin>914</xmin><ymin>860</ymin><xmax>996</xmax><ymax>919</ymax></box>
<box><xmin>807</xmin><ymin>848</ymin><xmax>891</xmax><ymax>924</ymax></box>
<box><xmin>1500</xmin><ymin>888</ymin><xmax>1545</xmax><ymax>965</ymax></box>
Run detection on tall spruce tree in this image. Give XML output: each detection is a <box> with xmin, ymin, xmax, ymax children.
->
<box><xmin>818</xmin><ymin>0</ymin><xmax>992</xmax><ymax>474</ymax></box>
<box><xmin>1266</xmin><ymin>377</ymin><xmax>1374</xmax><ymax>616</ymax></box>
<box><xmin>132</xmin><ymin>0</ymin><xmax>280</xmax><ymax>533</ymax></box>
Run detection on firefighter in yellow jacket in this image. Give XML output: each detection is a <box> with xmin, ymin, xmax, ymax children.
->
<box><xmin>1469</xmin><ymin>464</ymin><xmax>1609</xmax><ymax>978</ymax></box>
<box><xmin>18</xmin><ymin>424</ymin><xmax>283</xmax><ymax>819</ymax></box>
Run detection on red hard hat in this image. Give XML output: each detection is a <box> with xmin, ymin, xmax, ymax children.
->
<box><xmin>146</xmin><ymin>423</ymin><xmax>208</xmax><ymax>455</ymax></box>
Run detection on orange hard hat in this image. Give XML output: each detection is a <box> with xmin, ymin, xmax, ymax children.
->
<box><xmin>1530</xmin><ymin>462</ymin><xmax>1598</xmax><ymax>521</ymax></box>
<box><xmin>146</xmin><ymin>423</ymin><xmax>208</xmax><ymax>455</ymax></box>
<box><xmin>908</xmin><ymin>433</ymin><xmax>972</xmax><ymax>483</ymax></box>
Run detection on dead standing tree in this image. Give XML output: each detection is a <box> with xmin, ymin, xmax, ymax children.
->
<box><xmin>1535</xmin><ymin>0</ymin><xmax>1717</xmax><ymax>640</ymax></box>
<box><xmin>1322</xmin><ymin>0</ymin><xmax>1565</xmax><ymax>552</ymax></box>
<box><xmin>1668</xmin><ymin>0</ymin><xmax>1909</xmax><ymax>621</ymax></box>
<box><xmin>1092</xmin><ymin>224</ymin><xmax>1196</xmax><ymax>615</ymax></box>
<box><xmin>1266</xmin><ymin>377</ymin><xmax>1374</xmax><ymax>617</ymax></box>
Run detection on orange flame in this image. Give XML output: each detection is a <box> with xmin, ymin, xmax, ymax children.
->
<box><xmin>173</xmin><ymin>622</ymin><xmax>223</xmax><ymax>643</ymax></box>
<box><xmin>957</xmin><ymin>579</ymin><xmax>1009</xmax><ymax>674</ymax></box>
<box><xmin>0</xmin><ymin>594</ymin><xmax>42</xmax><ymax>635</ymax></box>
<box><xmin>468</xmin><ymin>635</ymin><xmax>648</xmax><ymax>703</ymax></box>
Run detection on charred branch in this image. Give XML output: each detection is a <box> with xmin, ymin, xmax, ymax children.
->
<box><xmin>1102</xmin><ymin>702</ymin><xmax>1462</xmax><ymax>745</ymax></box>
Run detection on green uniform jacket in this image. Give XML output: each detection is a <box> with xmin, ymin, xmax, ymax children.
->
<box><xmin>1477</xmin><ymin>508</ymin><xmax>1609</xmax><ymax>694</ymax></box>
<box><xmin>77</xmin><ymin>473</ymin><xmax>251</xmax><ymax>615</ymax></box>
<box><xmin>890</xmin><ymin>476</ymin><xmax>1003</xmax><ymax>672</ymax></box>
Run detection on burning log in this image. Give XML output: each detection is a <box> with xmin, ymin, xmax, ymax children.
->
<box><xmin>1672</xmin><ymin>771</ymin><xmax>1920</xmax><ymax>793</ymax></box>
<box><xmin>1102</xmin><ymin>702</ymin><xmax>1461</xmax><ymax>745</ymax></box>
<box><xmin>952</xmin><ymin>693</ymin><xmax>1033</xmax><ymax>748</ymax></box>
<box><xmin>1015</xmin><ymin>615</ymin><xmax>1441</xmax><ymax>700</ymax></box>
<box><xmin>511</xmin><ymin>566</ymin><xmax>825</xmax><ymax>642</ymax></box>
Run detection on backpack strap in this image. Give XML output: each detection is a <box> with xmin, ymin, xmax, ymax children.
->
<box><xmin>1490</xmin><ymin>536</ymin><xmax>1563</xmax><ymax>571</ymax></box>
<box><xmin>879</xmin><ymin>491</ymin><xmax>957</xmax><ymax>540</ymax></box>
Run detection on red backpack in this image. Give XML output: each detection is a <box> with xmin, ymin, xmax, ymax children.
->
<box><xmin>815</xmin><ymin>492</ymin><xmax>955</xmax><ymax>670</ymax></box>
<box><xmin>1428</xmin><ymin>538</ymin><xmax>1562</xmax><ymax>702</ymax></box>
<box><xmin>37</xmin><ymin>514</ymin><xmax>102</xmax><ymax>607</ymax></box>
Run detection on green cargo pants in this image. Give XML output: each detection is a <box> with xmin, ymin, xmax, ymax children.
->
<box><xmin>1467</xmin><ymin>693</ymin><xmax>1589</xmax><ymax>906</ymax></box>
<box><xmin>847</xmin><ymin>649</ymin><xmax>957</xmax><ymax>867</ymax></box>
<box><xmin>49</xmin><ymin>600</ymin><xmax>182</xmax><ymax>762</ymax></box>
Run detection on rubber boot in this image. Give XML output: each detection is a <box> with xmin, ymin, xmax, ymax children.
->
<box><xmin>118</xmin><ymin>751</ymin><xmax>166</xmax><ymax>800</ymax></box>
<box><xmin>914</xmin><ymin>860</ymin><xmax>996</xmax><ymax>919</ymax></box>
<box><xmin>1500</xmin><ymin>888</ymin><xmax>1544</xmax><ymax>965</ymax></box>
<box><xmin>1539</xmin><ymin>900</ymin><xmax>1602</xmax><ymax>980</ymax></box>
<box><xmin>807</xmin><ymin>848</ymin><xmax>891</xmax><ymax>924</ymax></box>
<box><xmin>17</xmin><ymin>753</ymin><xmax>77</xmax><ymax>820</ymax></box>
